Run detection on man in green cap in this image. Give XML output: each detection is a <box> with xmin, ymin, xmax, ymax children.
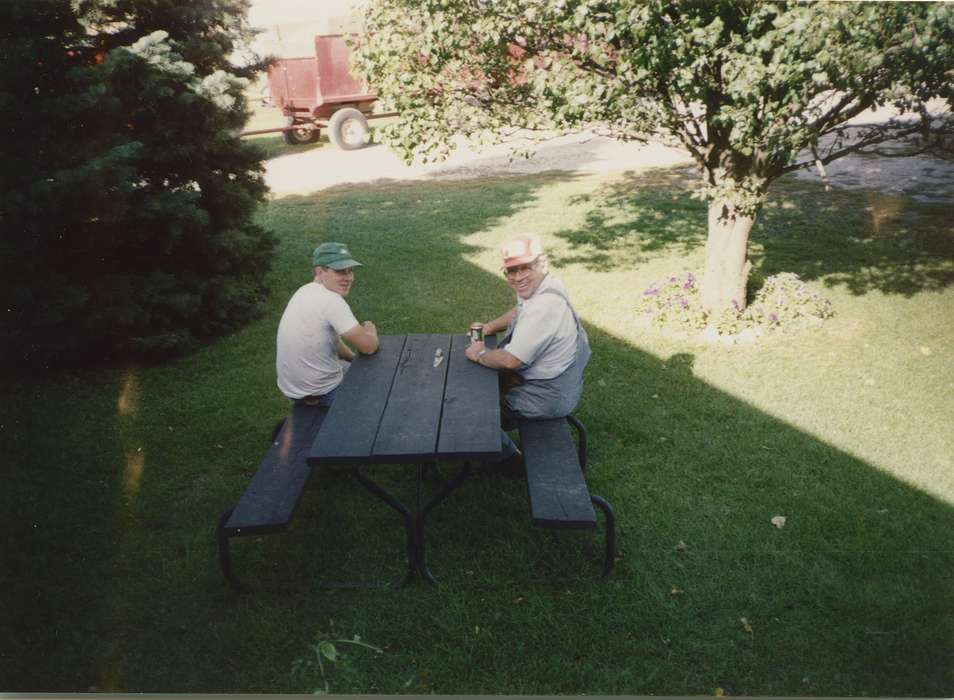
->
<box><xmin>276</xmin><ymin>242</ymin><xmax>379</xmax><ymax>405</ymax></box>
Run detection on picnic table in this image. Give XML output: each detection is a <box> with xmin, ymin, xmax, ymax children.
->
<box><xmin>307</xmin><ymin>333</ymin><xmax>502</xmax><ymax>584</ymax></box>
<box><xmin>218</xmin><ymin>332</ymin><xmax>615</xmax><ymax>590</ymax></box>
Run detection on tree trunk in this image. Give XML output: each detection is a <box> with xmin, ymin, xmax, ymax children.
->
<box><xmin>700</xmin><ymin>200</ymin><xmax>756</xmax><ymax>312</ymax></box>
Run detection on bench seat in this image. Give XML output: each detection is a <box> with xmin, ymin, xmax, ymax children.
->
<box><xmin>517</xmin><ymin>416</ymin><xmax>616</xmax><ymax>576</ymax></box>
<box><xmin>217</xmin><ymin>402</ymin><xmax>327</xmax><ymax>589</ymax></box>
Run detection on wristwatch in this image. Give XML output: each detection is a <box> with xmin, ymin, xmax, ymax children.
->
<box><xmin>476</xmin><ymin>349</ymin><xmax>488</xmax><ymax>363</ymax></box>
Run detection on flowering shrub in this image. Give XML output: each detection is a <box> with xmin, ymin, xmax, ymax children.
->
<box><xmin>636</xmin><ymin>272</ymin><xmax>708</xmax><ymax>331</ymax></box>
<box><xmin>746</xmin><ymin>272</ymin><xmax>835</xmax><ymax>329</ymax></box>
<box><xmin>636</xmin><ymin>271</ymin><xmax>834</xmax><ymax>338</ymax></box>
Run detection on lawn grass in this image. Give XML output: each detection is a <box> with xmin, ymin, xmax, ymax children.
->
<box><xmin>2</xmin><ymin>165</ymin><xmax>953</xmax><ymax>695</ymax></box>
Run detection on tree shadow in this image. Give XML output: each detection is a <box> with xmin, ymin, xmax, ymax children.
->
<box><xmin>548</xmin><ymin>166</ymin><xmax>703</xmax><ymax>272</ymax></box>
<box><xmin>548</xmin><ymin>166</ymin><xmax>954</xmax><ymax>296</ymax></box>
<box><xmin>754</xmin><ymin>178</ymin><xmax>954</xmax><ymax>296</ymax></box>
<box><xmin>3</xmin><ymin>172</ymin><xmax>953</xmax><ymax>696</ymax></box>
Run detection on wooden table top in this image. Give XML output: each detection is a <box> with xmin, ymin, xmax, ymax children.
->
<box><xmin>307</xmin><ymin>334</ymin><xmax>501</xmax><ymax>465</ymax></box>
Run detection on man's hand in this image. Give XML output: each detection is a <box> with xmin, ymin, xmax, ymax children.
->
<box><xmin>465</xmin><ymin>340</ymin><xmax>486</xmax><ymax>362</ymax></box>
<box><xmin>362</xmin><ymin>320</ymin><xmax>378</xmax><ymax>336</ymax></box>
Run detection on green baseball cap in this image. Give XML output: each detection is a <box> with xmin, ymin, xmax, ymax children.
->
<box><xmin>312</xmin><ymin>242</ymin><xmax>363</xmax><ymax>270</ymax></box>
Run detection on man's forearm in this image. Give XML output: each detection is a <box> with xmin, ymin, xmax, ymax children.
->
<box><xmin>337</xmin><ymin>339</ymin><xmax>355</xmax><ymax>362</ymax></box>
<box><xmin>341</xmin><ymin>321</ymin><xmax>379</xmax><ymax>354</ymax></box>
<box><xmin>473</xmin><ymin>347</ymin><xmax>523</xmax><ymax>371</ymax></box>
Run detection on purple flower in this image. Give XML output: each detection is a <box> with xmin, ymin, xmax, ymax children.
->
<box><xmin>680</xmin><ymin>297</ymin><xmax>689</xmax><ymax>309</ymax></box>
<box><xmin>644</xmin><ymin>287</ymin><xmax>659</xmax><ymax>296</ymax></box>
<box><xmin>770</xmin><ymin>313</ymin><xmax>779</xmax><ymax>324</ymax></box>
<box><xmin>731</xmin><ymin>299</ymin><xmax>740</xmax><ymax>310</ymax></box>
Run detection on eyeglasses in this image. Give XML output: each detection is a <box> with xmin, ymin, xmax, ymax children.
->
<box><xmin>503</xmin><ymin>258</ymin><xmax>539</xmax><ymax>279</ymax></box>
<box><xmin>327</xmin><ymin>267</ymin><xmax>355</xmax><ymax>277</ymax></box>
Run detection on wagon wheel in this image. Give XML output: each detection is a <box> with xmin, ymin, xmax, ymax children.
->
<box><xmin>328</xmin><ymin>108</ymin><xmax>370</xmax><ymax>150</ymax></box>
<box><xmin>282</xmin><ymin>116</ymin><xmax>320</xmax><ymax>145</ymax></box>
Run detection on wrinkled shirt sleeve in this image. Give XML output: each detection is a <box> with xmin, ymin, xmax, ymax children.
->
<box><xmin>504</xmin><ymin>293</ymin><xmax>566</xmax><ymax>367</ymax></box>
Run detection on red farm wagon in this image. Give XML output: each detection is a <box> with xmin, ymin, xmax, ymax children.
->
<box><xmin>243</xmin><ymin>34</ymin><xmax>394</xmax><ymax>150</ymax></box>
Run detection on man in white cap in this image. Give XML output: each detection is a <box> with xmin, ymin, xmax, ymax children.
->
<box><xmin>465</xmin><ymin>234</ymin><xmax>591</xmax><ymax>472</ymax></box>
<box><xmin>276</xmin><ymin>242</ymin><xmax>379</xmax><ymax>406</ymax></box>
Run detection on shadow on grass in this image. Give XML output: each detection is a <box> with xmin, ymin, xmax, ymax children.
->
<box><xmin>548</xmin><ymin>167</ymin><xmax>954</xmax><ymax>296</ymax></box>
<box><xmin>2</xmin><ymin>173</ymin><xmax>952</xmax><ymax>696</ymax></box>
<box><xmin>549</xmin><ymin>166</ymin><xmax>703</xmax><ymax>272</ymax></box>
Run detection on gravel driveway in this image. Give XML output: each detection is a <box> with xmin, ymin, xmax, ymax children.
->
<box><xmin>264</xmin><ymin>130</ymin><xmax>954</xmax><ymax>204</ymax></box>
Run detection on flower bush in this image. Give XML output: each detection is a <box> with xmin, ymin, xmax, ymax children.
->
<box><xmin>636</xmin><ymin>272</ymin><xmax>708</xmax><ymax>331</ymax></box>
<box><xmin>746</xmin><ymin>271</ymin><xmax>835</xmax><ymax>328</ymax></box>
<box><xmin>636</xmin><ymin>271</ymin><xmax>834</xmax><ymax>338</ymax></box>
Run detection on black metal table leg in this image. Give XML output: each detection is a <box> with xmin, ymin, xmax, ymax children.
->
<box><xmin>217</xmin><ymin>509</ymin><xmax>242</xmax><ymax>591</ymax></box>
<box><xmin>416</xmin><ymin>461</ymin><xmax>473</xmax><ymax>584</ymax></box>
<box><xmin>352</xmin><ymin>464</ymin><xmax>418</xmax><ymax>586</ymax></box>
<box><xmin>350</xmin><ymin>461</ymin><xmax>474</xmax><ymax>585</ymax></box>
<box><xmin>590</xmin><ymin>495</ymin><xmax>617</xmax><ymax>577</ymax></box>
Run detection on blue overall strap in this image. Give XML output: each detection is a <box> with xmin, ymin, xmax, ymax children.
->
<box><xmin>538</xmin><ymin>287</ymin><xmax>584</xmax><ymax>332</ymax></box>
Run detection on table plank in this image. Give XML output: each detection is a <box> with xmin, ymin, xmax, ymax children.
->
<box><xmin>372</xmin><ymin>333</ymin><xmax>451</xmax><ymax>462</ymax></box>
<box><xmin>437</xmin><ymin>334</ymin><xmax>502</xmax><ymax>460</ymax></box>
<box><xmin>307</xmin><ymin>334</ymin><xmax>406</xmax><ymax>465</ymax></box>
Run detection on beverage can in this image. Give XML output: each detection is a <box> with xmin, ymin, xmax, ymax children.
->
<box><xmin>469</xmin><ymin>323</ymin><xmax>484</xmax><ymax>343</ymax></box>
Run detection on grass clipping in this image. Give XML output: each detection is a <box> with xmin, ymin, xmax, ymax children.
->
<box><xmin>636</xmin><ymin>271</ymin><xmax>834</xmax><ymax>344</ymax></box>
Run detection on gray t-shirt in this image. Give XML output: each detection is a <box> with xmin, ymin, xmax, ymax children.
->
<box><xmin>276</xmin><ymin>281</ymin><xmax>359</xmax><ymax>399</ymax></box>
<box><xmin>503</xmin><ymin>274</ymin><xmax>578</xmax><ymax>380</ymax></box>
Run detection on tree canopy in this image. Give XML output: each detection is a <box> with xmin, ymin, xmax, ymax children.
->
<box><xmin>0</xmin><ymin>0</ymin><xmax>274</xmax><ymax>366</ymax></box>
<box><xmin>353</xmin><ymin>0</ymin><xmax>954</xmax><ymax>311</ymax></box>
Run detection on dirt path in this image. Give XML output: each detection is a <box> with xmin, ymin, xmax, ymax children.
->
<box><xmin>264</xmin><ymin>130</ymin><xmax>954</xmax><ymax>204</ymax></box>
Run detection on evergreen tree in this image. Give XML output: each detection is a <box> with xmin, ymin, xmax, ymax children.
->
<box><xmin>0</xmin><ymin>0</ymin><xmax>275</xmax><ymax>366</ymax></box>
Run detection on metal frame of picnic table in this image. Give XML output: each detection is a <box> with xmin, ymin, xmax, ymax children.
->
<box><xmin>308</xmin><ymin>333</ymin><xmax>501</xmax><ymax>585</ymax></box>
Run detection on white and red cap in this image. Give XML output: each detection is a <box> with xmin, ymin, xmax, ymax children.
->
<box><xmin>500</xmin><ymin>234</ymin><xmax>543</xmax><ymax>268</ymax></box>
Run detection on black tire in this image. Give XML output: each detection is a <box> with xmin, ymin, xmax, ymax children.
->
<box><xmin>328</xmin><ymin>108</ymin><xmax>369</xmax><ymax>150</ymax></box>
<box><xmin>282</xmin><ymin>117</ymin><xmax>320</xmax><ymax>145</ymax></box>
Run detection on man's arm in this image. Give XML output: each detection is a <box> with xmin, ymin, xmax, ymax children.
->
<box><xmin>336</xmin><ymin>338</ymin><xmax>355</xmax><ymax>362</ymax></box>
<box><xmin>464</xmin><ymin>340</ymin><xmax>523</xmax><ymax>370</ymax></box>
<box><xmin>341</xmin><ymin>320</ymin><xmax>379</xmax><ymax>355</ymax></box>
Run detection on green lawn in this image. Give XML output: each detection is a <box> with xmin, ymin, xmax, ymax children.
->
<box><xmin>2</xmin><ymin>166</ymin><xmax>953</xmax><ymax>695</ymax></box>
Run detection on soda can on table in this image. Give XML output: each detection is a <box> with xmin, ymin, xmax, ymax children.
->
<box><xmin>469</xmin><ymin>323</ymin><xmax>484</xmax><ymax>343</ymax></box>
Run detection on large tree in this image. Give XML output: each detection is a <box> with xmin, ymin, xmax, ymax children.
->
<box><xmin>0</xmin><ymin>0</ymin><xmax>274</xmax><ymax>366</ymax></box>
<box><xmin>353</xmin><ymin>0</ymin><xmax>954</xmax><ymax>311</ymax></box>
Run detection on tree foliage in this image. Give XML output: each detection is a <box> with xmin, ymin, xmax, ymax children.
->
<box><xmin>353</xmin><ymin>0</ymin><xmax>954</xmax><ymax>310</ymax></box>
<box><xmin>0</xmin><ymin>0</ymin><xmax>274</xmax><ymax>366</ymax></box>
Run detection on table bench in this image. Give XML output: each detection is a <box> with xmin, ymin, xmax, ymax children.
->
<box><xmin>216</xmin><ymin>402</ymin><xmax>327</xmax><ymax>590</ymax></box>
<box><xmin>516</xmin><ymin>415</ymin><xmax>617</xmax><ymax>577</ymax></box>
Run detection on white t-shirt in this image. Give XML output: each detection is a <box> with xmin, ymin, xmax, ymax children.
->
<box><xmin>276</xmin><ymin>281</ymin><xmax>359</xmax><ymax>399</ymax></box>
<box><xmin>503</xmin><ymin>274</ymin><xmax>578</xmax><ymax>380</ymax></box>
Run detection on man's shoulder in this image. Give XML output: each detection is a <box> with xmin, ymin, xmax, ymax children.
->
<box><xmin>296</xmin><ymin>282</ymin><xmax>347</xmax><ymax>303</ymax></box>
<box><xmin>528</xmin><ymin>277</ymin><xmax>570</xmax><ymax>309</ymax></box>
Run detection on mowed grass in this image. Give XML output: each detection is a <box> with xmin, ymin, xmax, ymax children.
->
<box><xmin>2</xmin><ymin>165</ymin><xmax>953</xmax><ymax>695</ymax></box>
